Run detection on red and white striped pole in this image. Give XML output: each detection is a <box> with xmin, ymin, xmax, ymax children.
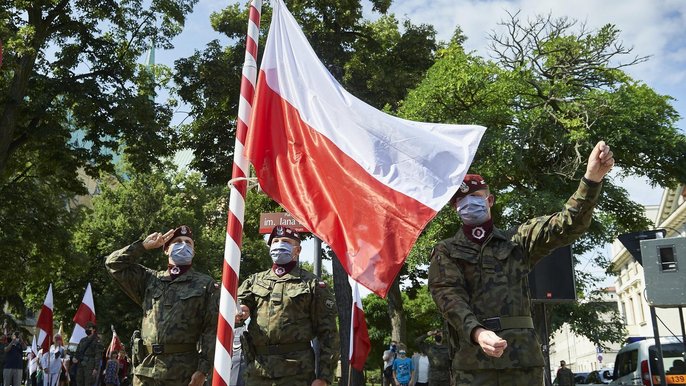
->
<box><xmin>213</xmin><ymin>1</ymin><xmax>262</xmax><ymax>385</ymax></box>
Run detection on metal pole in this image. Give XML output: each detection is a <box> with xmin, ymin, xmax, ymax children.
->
<box><xmin>650</xmin><ymin>306</ymin><xmax>667</xmax><ymax>386</ymax></box>
<box><xmin>542</xmin><ymin>303</ymin><xmax>552</xmax><ymax>386</ymax></box>
<box><xmin>314</xmin><ymin>236</ymin><xmax>322</xmax><ymax>278</ymax></box>
<box><xmin>679</xmin><ymin>307</ymin><xmax>686</xmax><ymax>361</ymax></box>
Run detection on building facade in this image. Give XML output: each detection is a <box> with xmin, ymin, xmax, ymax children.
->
<box><xmin>548</xmin><ymin>184</ymin><xmax>686</xmax><ymax>378</ymax></box>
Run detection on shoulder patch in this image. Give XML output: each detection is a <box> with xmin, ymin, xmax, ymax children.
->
<box><xmin>325</xmin><ymin>299</ymin><xmax>335</xmax><ymax>309</ymax></box>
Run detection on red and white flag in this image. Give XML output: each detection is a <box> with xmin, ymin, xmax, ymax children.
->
<box><xmin>69</xmin><ymin>283</ymin><xmax>96</xmax><ymax>346</ymax></box>
<box><xmin>35</xmin><ymin>284</ymin><xmax>54</xmax><ymax>352</ymax></box>
<box><xmin>106</xmin><ymin>325</ymin><xmax>124</xmax><ymax>357</ymax></box>
<box><xmin>348</xmin><ymin>277</ymin><xmax>371</xmax><ymax>371</ymax></box>
<box><xmin>245</xmin><ymin>0</ymin><xmax>486</xmax><ymax>297</ymax></box>
<box><xmin>30</xmin><ymin>335</ymin><xmax>38</xmax><ymax>356</ymax></box>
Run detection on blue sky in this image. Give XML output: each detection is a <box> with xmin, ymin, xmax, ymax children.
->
<box><xmin>161</xmin><ymin>0</ymin><xmax>684</xmax><ymax>206</ymax></box>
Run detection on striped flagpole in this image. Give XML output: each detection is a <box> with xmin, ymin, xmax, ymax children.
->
<box><xmin>213</xmin><ymin>1</ymin><xmax>262</xmax><ymax>385</ymax></box>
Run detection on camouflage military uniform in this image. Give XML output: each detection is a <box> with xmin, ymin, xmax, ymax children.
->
<box><xmin>238</xmin><ymin>266</ymin><xmax>340</xmax><ymax>385</ymax></box>
<box><xmin>105</xmin><ymin>241</ymin><xmax>219</xmax><ymax>386</ymax></box>
<box><xmin>428</xmin><ymin>179</ymin><xmax>601</xmax><ymax>386</ymax></box>
<box><xmin>75</xmin><ymin>333</ymin><xmax>104</xmax><ymax>386</ymax></box>
<box><xmin>414</xmin><ymin>333</ymin><xmax>451</xmax><ymax>386</ymax></box>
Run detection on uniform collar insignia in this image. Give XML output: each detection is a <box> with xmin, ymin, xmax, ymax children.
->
<box><xmin>471</xmin><ymin>226</ymin><xmax>486</xmax><ymax>240</ymax></box>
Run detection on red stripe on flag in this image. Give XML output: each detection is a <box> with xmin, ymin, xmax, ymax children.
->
<box><xmin>248</xmin><ymin>74</ymin><xmax>436</xmax><ymax>297</ymax></box>
<box><xmin>36</xmin><ymin>305</ymin><xmax>53</xmax><ymax>333</ymax></box>
<box><xmin>350</xmin><ymin>303</ymin><xmax>371</xmax><ymax>371</ymax></box>
<box><xmin>72</xmin><ymin>303</ymin><xmax>96</xmax><ymax>326</ymax></box>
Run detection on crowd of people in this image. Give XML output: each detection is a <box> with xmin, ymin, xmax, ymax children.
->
<box><xmin>381</xmin><ymin>329</ymin><xmax>451</xmax><ymax>386</ymax></box>
<box><xmin>0</xmin><ymin>329</ymin><xmax>131</xmax><ymax>386</ymax></box>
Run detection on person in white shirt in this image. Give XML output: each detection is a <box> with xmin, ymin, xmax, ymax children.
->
<box><xmin>382</xmin><ymin>341</ymin><xmax>397</xmax><ymax>386</ymax></box>
<box><xmin>412</xmin><ymin>351</ymin><xmax>430</xmax><ymax>386</ymax></box>
<box><xmin>40</xmin><ymin>334</ymin><xmax>67</xmax><ymax>386</ymax></box>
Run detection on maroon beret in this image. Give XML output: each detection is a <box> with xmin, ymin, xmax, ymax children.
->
<box><xmin>267</xmin><ymin>225</ymin><xmax>301</xmax><ymax>245</ymax></box>
<box><xmin>452</xmin><ymin>174</ymin><xmax>489</xmax><ymax>201</ymax></box>
<box><xmin>164</xmin><ymin>225</ymin><xmax>193</xmax><ymax>250</ymax></box>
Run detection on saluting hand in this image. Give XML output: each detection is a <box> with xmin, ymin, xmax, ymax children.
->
<box><xmin>585</xmin><ymin>140</ymin><xmax>614</xmax><ymax>182</ymax></box>
<box><xmin>142</xmin><ymin>229</ymin><xmax>175</xmax><ymax>250</ymax></box>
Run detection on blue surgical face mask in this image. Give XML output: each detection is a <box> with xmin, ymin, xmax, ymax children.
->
<box><xmin>456</xmin><ymin>195</ymin><xmax>490</xmax><ymax>225</ymax></box>
<box><xmin>270</xmin><ymin>241</ymin><xmax>294</xmax><ymax>265</ymax></box>
<box><xmin>170</xmin><ymin>242</ymin><xmax>194</xmax><ymax>265</ymax></box>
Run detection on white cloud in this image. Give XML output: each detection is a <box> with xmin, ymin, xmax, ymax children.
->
<box><xmin>388</xmin><ymin>1</ymin><xmax>685</xmax><ymax>112</ymax></box>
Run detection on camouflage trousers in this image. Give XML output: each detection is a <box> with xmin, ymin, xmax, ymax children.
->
<box><xmin>453</xmin><ymin>367</ymin><xmax>544</xmax><ymax>386</ymax></box>
<box><xmin>243</xmin><ymin>372</ymin><xmax>315</xmax><ymax>386</ymax></box>
<box><xmin>134</xmin><ymin>374</ymin><xmax>196</xmax><ymax>386</ymax></box>
<box><xmin>76</xmin><ymin>365</ymin><xmax>98</xmax><ymax>386</ymax></box>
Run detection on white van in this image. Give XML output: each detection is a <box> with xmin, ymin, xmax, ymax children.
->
<box><xmin>609</xmin><ymin>337</ymin><xmax>686</xmax><ymax>386</ymax></box>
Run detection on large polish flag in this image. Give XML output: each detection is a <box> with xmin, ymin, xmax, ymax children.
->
<box><xmin>35</xmin><ymin>284</ymin><xmax>54</xmax><ymax>352</ymax></box>
<box><xmin>349</xmin><ymin>277</ymin><xmax>371</xmax><ymax>371</ymax></box>
<box><xmin>245</xmin><ymin>0</ymin><xmax>486</xmax><ymax>297</ymax></box>
<box><xmin>69</xmin><ymin>283</ymin><xmax>96</xmax><ymax>346</ymax></box>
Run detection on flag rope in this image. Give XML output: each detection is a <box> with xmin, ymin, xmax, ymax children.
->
<box><xmin>212</xmin><ymin>1</ymin><xmax>262</xmax><ymax>385</ymax></box>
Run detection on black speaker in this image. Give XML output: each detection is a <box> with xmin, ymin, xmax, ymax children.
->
<box><xmin>529</xmin><ymin>245</ymin><xmax>576</xmax><ymax>302</ymax></box>
<box><xmin>617</xmin><ymin>229</ymin><xmax>667</xmax><ymax>266</ymax></box>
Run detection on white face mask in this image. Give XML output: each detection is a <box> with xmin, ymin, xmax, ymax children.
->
<box><xmin>456</xmin><ymin>195</ymin><xmax>490</xmax><ymax>225</ymax></box>
<box><xmin>170</xmin><ymin>242</ymin><xmax>194</xmax><ymax>265</ymax></box>
<box><xmin>270</xmin><ymin>241</ymin><xmax>294</xmax><ymax>265</ymax></box>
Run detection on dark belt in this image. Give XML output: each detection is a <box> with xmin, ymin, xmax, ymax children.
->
<box><xmin>144</xmin><ymin>343</ymin><xmax>197</xmax><ymax>355</ymax></box>
<box><xmin>481</xmin><ymin>316</ymin><xmax>534</xmax><ymax>331</ymax></box>
<box><xmin>254</xmin><ymin>342</ymin><xmax>312</xmax><ymax>355</ymax></box>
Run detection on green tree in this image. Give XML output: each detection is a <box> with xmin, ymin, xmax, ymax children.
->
<box><xmin>0</xmin><ymin>0</ymin><xmax>198</xmax><ymax>179</ymax></box>
<box><xmin>0</xmin><ymin>0</ymin><xmax>200</xmax><ymax>320</ymax></box>
<box><xmin>398</xmin><ymin>13</ymin><xmax>686</xmax><ymax>346</ymax></box>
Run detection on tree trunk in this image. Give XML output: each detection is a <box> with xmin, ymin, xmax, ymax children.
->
<box><xmin>332</xmin><ymin>254</ymin><xmax>365</xmax><ymax>386</ymax></box>
<box><xmin>386</xmin><ymin>276</ymin><xmax>406</xmax><ymax>345</ymax></box>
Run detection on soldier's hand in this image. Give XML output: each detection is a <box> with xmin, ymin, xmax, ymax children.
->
<box><xmin>311</xmin><ymin>379</ymin><xmax>328</xmax><ymax>386</ymax></box>
<box><xmin>584</xmin><ymin>140</ymin><xmax>614</xmax><ymax>182</ymax></box>
<box><xmin>188</xmin><ymin>371</ymin><xmax>206</xmax><ymax>386</ymax></box>
<box><xmin>143</xmin><ymin>229</ymin><xmax>175</xmax><ymax>250</ymax></box>
<box><xmin>473</xmin><ymin>327</ymin><xmax>507</xmax><ymax>358</ymax></box>
<box><xmin>235</xmin><ymin>304</ymin><xmax>251</xmax><ymax>324</ymax></box>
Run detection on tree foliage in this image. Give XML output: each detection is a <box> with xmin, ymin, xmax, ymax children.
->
<box><xmin>398</xmin><ymin>13</ymin><xmax>686</xmax><ymax>344</ymax></box>
<box><xmin>0</xmin><ymin>0</ymin><xmax>199</xmax><ymax>323</ymax></box>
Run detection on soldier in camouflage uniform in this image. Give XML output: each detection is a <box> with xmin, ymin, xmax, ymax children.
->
<box><xmin>236</xmin><ymin>226</ymin><xmax>340</xmax><ymax>386</ymax></box>
<box><xmin>428</xmin><ymin>141</ymin><xmax>614</xmax><ymax>386</ymax></box>
<box><xmin>106</xmin><ymin>225</ymin><xmax>219</xmax><ymax>386</ymax></box>
<box><xmin>414</xmin><ymin>330</ymin><xmax>451</xmax><ymax>386</ymax></box>
<box><xmin>73</xmin><ymin>321</ymin><xmax>104</xmax><ymax>386</ymax></box>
